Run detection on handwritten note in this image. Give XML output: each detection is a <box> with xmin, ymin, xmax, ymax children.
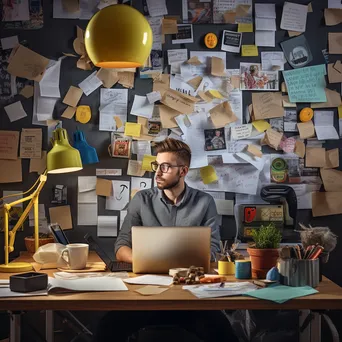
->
<box><xmin>252</xmin><ymin>92</ymin><xmax>283</xmax><ymax>120</ymax></box>
<box><xmin>282</xmin><ymin>65</ymin><xmax>327</xmax><ymax>103</ymax></box>
<box><xmin>161</xmin><ymin>90</ymin><xmax>195</xmax><ymax>114</ymax></box>
<box><xmin>280</xmin><ymin>2</ymin><xmax>308</xmax><ymax>33</ymax></box>
<box><xmin>320</xmin><ymin>169</ymin><xmax>342</xmax><ymax>192</ymax></box>
<box><xmin>0</xmin><ymin>130</ymin><xmax>19</xmax><ymax>160</ymax></box>
<box><xmin>231</xmin><ymin>124</ymin><xmax>253</xmax><ymax>140</ymax></box>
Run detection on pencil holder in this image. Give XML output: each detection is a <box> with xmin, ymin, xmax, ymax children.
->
<box><xmin>218</xmin><ymin>261</ymin><xmax>235</xmax><ymax>275</ymax></box>
<box><xmin>235</xmin><ymin>260</ymin><xmax>252</xmax><ymax>279</ymax></box>
<box><xmin>278</xmin><ymin>259</ymin><xmax>319</xmax><ymax>288</ymax></box>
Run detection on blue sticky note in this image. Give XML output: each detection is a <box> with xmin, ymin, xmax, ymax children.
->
<box><xmin>282</xmin><ymin>65</ymin><xmax>327</xmax><ymax>103</ymax></box>
<box><xmin>244</xmin><ymin>285</ymin><xmax>318</xmax><ymax>304</ymax></box>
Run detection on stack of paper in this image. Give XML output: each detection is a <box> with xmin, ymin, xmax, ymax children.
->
<box><xmin>184</xmin><ymin>282</ymin><xmax>257</xmax><ymax>299</ymax></box>
<box><xmin>255</xmin><ymin>3</ymin><xmax>276</xmax><ymax>47</ymax></box>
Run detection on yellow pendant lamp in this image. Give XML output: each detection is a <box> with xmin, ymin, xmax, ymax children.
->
<box><xmin>85</xmin><ymin>5</ymin><xmax>153</xmax><ymax>69</ymax></box>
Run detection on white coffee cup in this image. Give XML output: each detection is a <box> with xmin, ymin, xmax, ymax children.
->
<box><xmin>61</xmin><ymin>243</ymin><xmax>89</xmax><ymax>270</ymax></box>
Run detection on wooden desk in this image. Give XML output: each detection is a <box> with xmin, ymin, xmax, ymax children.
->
<box><xmin>0</xmin><ymin>252</ymin><xmax>342</xmax><ymax>311</ymax></box>
<box><xmin>1</xmin><ymin>252</ymin><xmax>342</xmax><ymax>342</ymax></box>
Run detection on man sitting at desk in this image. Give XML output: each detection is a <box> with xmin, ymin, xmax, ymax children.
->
<box><xmin>96</xmin><ymin>139</ymin><xmax>237</xmax><ymax>342</ymax></box>
<box><xmin>115</xmin><ymin>137</ymin><xmax>220</xmax><ymax>262</ymax></box>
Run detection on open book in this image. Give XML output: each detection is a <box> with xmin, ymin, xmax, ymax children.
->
<box><xmin>0</xmin><ymin>277</ymin><xmax>128</xmax><ymax>298</ymax></box>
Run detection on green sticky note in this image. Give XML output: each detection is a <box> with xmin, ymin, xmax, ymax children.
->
<box><xmin>282</xmin><ymin>65</ymin><xmax>327</xmax><ymax>103</ymax></box>
<box><xmin>244</xmin><ymin>285</ymin><xmax>318</xmax><ymax>304</ymax></box>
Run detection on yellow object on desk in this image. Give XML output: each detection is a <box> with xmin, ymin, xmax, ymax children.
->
<box><xmin>124</xmin><ymin>122</ymin><xmax>141</xmax><ymax>137</ymax></box>
<box><xmin>242</xmin><ymin>45</ymin><xmax>259</xmax><ymax>57</ymax></box>
<box><xmin>76</xmin><ymin>105</ymin><xmax>91</xmax><ymax>124</ymax></box>
<box><xmin>218</xmin><ymin>261</ymin><xmax>235</xmax><ymax>275</ymax></box>
<box><xmin>238</xmin><ymin>23</ymin><xmax>253</xmax><ymax>32</ymax></box>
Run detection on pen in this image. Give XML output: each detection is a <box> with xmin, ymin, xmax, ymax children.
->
<box><xmin>219</xmin><ymin>282</ymin><xmax>225</xmax><ymax>288</ymax></box>
<box><xmin>310</xmin><ymin>246</ymin><xmax>324</xmax><ymax>260</ymax></box>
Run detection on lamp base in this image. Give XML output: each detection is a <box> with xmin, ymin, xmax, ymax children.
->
<box><xmin>0</xmin><ymin>262</ymin><xmax>33</xmax><ymax>273</ymax></box>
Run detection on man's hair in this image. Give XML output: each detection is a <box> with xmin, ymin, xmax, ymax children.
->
<box><xmin>154</xmin><ymin>138</ymin><xmax>191</xmax><ymax>167</ymax></box>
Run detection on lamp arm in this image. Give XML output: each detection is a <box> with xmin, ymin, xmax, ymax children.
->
<box><xmin>3</xmin><ymin>174</ymin><xmax>47</xmax><ymax>262</ymax></box>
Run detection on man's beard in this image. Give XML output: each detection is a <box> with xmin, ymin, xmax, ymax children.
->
<box><xmin>156</xmin><ymin>173</ymin><xmax>181</xmax><ymax>190</ymax></box>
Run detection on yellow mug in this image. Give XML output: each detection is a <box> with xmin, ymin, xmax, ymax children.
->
<box><xmin>218</xmin><ymin>261</ymin><xmax>235</xmax><ymax>275</ymax></box>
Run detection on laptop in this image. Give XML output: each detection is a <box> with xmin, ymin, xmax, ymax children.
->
<box><xmin>132</xmin><ymin>226</ymin><xmax>211</xmax><ymax>274</ymax></box>
<box><xmin>84</xmin><ymin>233</ymin><xmax>132</xmax><ymax>272</ymax></box>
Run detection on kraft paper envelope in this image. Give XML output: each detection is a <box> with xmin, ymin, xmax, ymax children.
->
<box><xmin>305</xmin><ymin>147</ymin><xmax>326</xmax><ymax>168</ymax></box>
<box><xmin>311</xmin><ymin>88</ymin><xmax>342</xmax><ymax>108</ymax></box>
<box><xmin>312</xmin><ymin>192</ymin><xmax>342</xmax><ymax>217</ymax></box>
<box><xmin>327</xmin><ymin>61</ymin><xmax>342</xmax><ymax>83</ymax></box>
<box><xmin>224</xmin><ymin>11</ymin><xmax>236</xmax><ymax>24</ymax></box>
<box><xmin>61</xmin><ymin>106</ymin><xmax>76</xmax><ymax>119</ymax></box>
<box><xmin>328</xmin><ymin>32</ymin><xmax>342</xmax><ymax>54</ymax></box>
<box><xmin>96</xmin><ymin>178</ymin><xmax>113</xmax><ymax>197</ymax></box>
<box><xmin>209</xmin><ymin>101</ymin><xmax>237</xmax><ymax>127</ymax></box>
<box><xmin>161</xmin><ymin>90</ymin><xmax>195</xmax><ymax>114</ymax></box>
<box><xmin>320</xmin><ymin>169</ymin><xmax>342</xmax><ymax>192</ymax></box>
<box><xmin>211</xmin><ymin>57</ymin><xmax>226</xmax><ymax>77</ymax></box>
<box><xmin>29</xmin><ymin>151</ymin><xmax>47</xmax><ymax>174</ymax></box>
<box><xmin>117</xmin><ymin>72</ymin><xmax>134</xmax><ymax>89</ymax></box>
<box><xmin>0</xmin><ymin>130</ymin><xmax>19</xmax><ymax>160</ymax></box>
<box><xmin>0</xmin><ymin>160</ymin><xmax>22</xmax><ymax>183</ymax></box>
<box><xmin>96</xmin><ymin>68</ymin><xmax>119</xmax><ymax>88</ymax></box>
<box><xmin>135</xmin><ymin>286</ymin><xmax>169</xmax><ymax>296</ymax></box>
<box><xmin>187</xmin><ymin>56</ymin><xmax>202</xmax><ymax>65</ymax></box>
<box><xmin>297</xmin><ymin>121</ymin><xmax>315</xmax><ymax>139</ymax></box>
<box><xmin>153</xmin><ymin>74</ymin><xmax>170</xmax><ymax>96</ymax></box>
<box><xmin>325</xmin><ymin>149</ymin><xmax>339</xmax><ymax>169</ymax></box>
<box><xmin>247</xmin><ymin>144</ymin><xmax>262</xmax><ymax>158</ymax></box>
<box><xmin>294</xmin><ymin>141</ymin><xmax>306</xmax><ymax>158</ymax></box>
<box><xmin>7</xmin><ymin>44</ymin><xmax>49</xmax><ymax>81</ymax></box>
<box><xmin>162</xmin><ymin>19</ymin><xmax>178</xmax><ymax>34</ymax></box>
<box><xmin>264</xmin><ymin>128</ymin><xmax>283</xmax><ymax>150</ymax></box>
<box><xmin>20</xmin><ymin>85</ymin><xmax>34</xmax><ymax>98</ymax></box>
<box><xmin>187</xmin><ymin>76</ymin><xmax>202</xmax><ymax>90</ymax></box>
<box><xmin>49</xmin><ymin>206</ymin><xmax>73</xmax><ymax>230</ymax></box>
<box><xmin>159</xmin><ymin>105</ymin><xmax>180</xmax><ymax>129</ymax></box>
<box><xmin>325</xmin><ymin>8</ymin><xmax>342</xmax><ymax>26</ymax></box>
<box><xmin>63</xmin><ymin>86</ymin><xmax>83</xmax><ymax>107</ymax></box>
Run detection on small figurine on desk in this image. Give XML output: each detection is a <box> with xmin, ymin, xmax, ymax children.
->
<box><xmin>172</xmin><ymin>266</ymin><xmax>205</xmax><ymax>285</ymax></box>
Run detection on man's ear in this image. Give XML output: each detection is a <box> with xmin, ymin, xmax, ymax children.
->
<box><xmin>180</xmin><ymin>166</ymin><xmax>189</xmax><ymax>177</ymax></box>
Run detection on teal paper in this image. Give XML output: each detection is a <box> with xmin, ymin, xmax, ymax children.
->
<box><xmin>282</xmin><ymin>65</ymin><xmax>327</xmax><ymax>103</ymax></box>
<box><xmin>244</xmin><ymin>285</ymin><xmax>318</xmax><ymax>304</ymax></box>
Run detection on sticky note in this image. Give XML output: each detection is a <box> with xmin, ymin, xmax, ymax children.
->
<box><xmin>124</xmin><ymin>122</ymin><xmax>141</xmax><ymax>137</ymax></box>
<box><xmin>208</xmin><ymin>90</ymin><xmax>224</xmax><ymax>99</ymax></box>
<box><xmin>338</xmin><ymin>106</ymin><xmax>342</xmax><ymax>119</ymax></box>
<box><xmin>241</xmin><ymin>45</ymin><xmax>259</xmax><ymax>57</ymax></box>
<box><xmin>252</xmin><ymin>120</ymin><xmax>271</xmax><ymax>132</ymax></box>
<box><xmin>200</xmin><ymin>165</ymin><xmax>218</xmax><ymax>185</ymax></box>
<box><xmin>238</xmin><ymin>23</ymin><xmax>253</xmax><ymax>32</ymax></box>
<box><xmin>142</xmin><ymin>155</ymin><xmax>156</xmax><ymax>171</ymax></box>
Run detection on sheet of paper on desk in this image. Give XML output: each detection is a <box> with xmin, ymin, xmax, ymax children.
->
<box><xmin>99</xmin><ymin>89</ymin><xmax>128</xmax><ymax>132</ymax></box>
<box><xmin>124</xmin><ymin>275</ymin><xmax>173</xmax><ymax>286</ymax></box>
<box><xmin>106</xmin><ymin>180</ymin><xmax>130</xmax><ymax>210</ymax></box>
<box><xmin>314</xmin><ymin>111</ymin><xmax>339</xmax><ymax>140</ymax></box>
<box><xmin>131</xmin><ymin>95</ymin><xmax>154</xmax><ymax>119</ymax></box>
<box><xmin>78</xmin><ymin>71</ymin><xmax>103</xmax><ymax>96</ymax></box>
<box><xmin>39</xmin><ymin>59</ymin><xmax>62</xmax><ymax>98</ymax></box>
<box><xmin>135</xmin><ymin>285</ymin><xmax>169</xmax><ymax>296</ymax></box>
<box><xmin>49</xmin><ymin>276</ymin><xmax>128</xmax><ymax>292</ymax></box>
<box><xmin>0</xmin><ymin>287</ymin><xmax>48</xmax><ymax>298</ymax></box>
<box><xmin>4</xmin><ymin>101</ymin><xmax>27</xmax><ymax>122</ymax></box>
<box><xmin>244</xmin><ymin>285</ymin><xmax>318</xmax><ymax>304</ymax></box>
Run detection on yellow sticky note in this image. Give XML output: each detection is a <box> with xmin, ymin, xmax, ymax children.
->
<box><xmin>241</xmin><ymin>45</ymin><xmax>259</xmax><ymax>57</ymax></box>
<box><xmin>208</xmin><ymin>90</ymin><xmax>224</xmax><ymax>99</ymax></box>
<box><xmin>338</xmin><ymin>105</ymin><xmax>342</xmax><ymax>119</ymax></box>
<box><xmin>142</xmin><ymin>155</ymin><xmax>156</xmax><ymax>171</ymax></box>
<box><xmin>124</xmin><ymin>122</ymin><xmax>141</xmax><ymax>137</ymax></box>
<box><xmin>200</xmin><ymin>165</ymin><xmax>218</xmax><ymax>185</ymax></box>
<box><xmin>238</xmin><ymin>23</ymin><xmax>253</xmax><ymax>32</ymax></box>
<box><xmin>252</xmin><ymin>120</ymin><xmax>271</xmax><ymax>132</ymax></box>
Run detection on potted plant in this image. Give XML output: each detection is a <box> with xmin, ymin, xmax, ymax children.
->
<box><xmin>25</xmin><ymin>233</ymin><xmax>55</xmax><ymax>254</ymax></box>
<box><xmin>247</xmin><ymin>223</ymin><xmax>282</xmax><ymax>279</ymax></box>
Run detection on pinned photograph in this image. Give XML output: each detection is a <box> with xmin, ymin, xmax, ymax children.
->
<box><xmin>172</xmin><ymin>24</ymin><xmax>194</xmax><ymax>44</ymax></box>
<box><xmin>221</xmin><ymin>30</ymin><xmax>242</xmax><ymax>53</ymax></box>
<box><xmin>204</xmin><ymin>128</ymin><xmax>226</xmax><ymax>151</ymax></box>
<box><xmin>148</xmin><ymin>120</ymin><xmax>162</xmax><ymax>136</ymax></box>
<box><xmin>111</xmin><ymin>137</ymin><xmax>131</xmax><ymax>159</ymax></box>
<box><xmin>182</xmin><ymin>0</ymin><xmax>213</xmax><ymax>24</ymax></box>
<box><xmin>280</xmin><ymin>35</ymin><xmax>313</xmax><ymax>69</ymax></box>
<box><xmin>240</xmin><ymin>63</ymin><xmax>279</xmax><ymax>91</ymax></box>
<box><xmin>283</xmin><ymin>109</ymin><xmax>298</xmax><ymax>132</ymax></box>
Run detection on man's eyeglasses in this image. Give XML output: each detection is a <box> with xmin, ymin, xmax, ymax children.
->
<box><xmin>151</xmin><ymin>162</ymin><xmax>184</xmax><ymax>173</ymax></box>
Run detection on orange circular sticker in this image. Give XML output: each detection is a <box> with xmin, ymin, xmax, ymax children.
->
<box><xmin>299</xmin><ymin>107</ymin><xmax>313</xmax><ymax>122</ymax></box>
<box><xmin>204</xmin><ymin>33</ymin><xmax>218</xmax><ymax>49</ymax></box>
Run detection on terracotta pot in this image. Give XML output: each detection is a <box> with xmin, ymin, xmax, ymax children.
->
<box><xmin>24</xmin><ymin>237</ymin><xmax>55</xmax><ymax>254</ymax></box>
<box><xmin>247</xmin><ymin>248</ymin><xmax>279</xmax><ymax>279</ymax></box>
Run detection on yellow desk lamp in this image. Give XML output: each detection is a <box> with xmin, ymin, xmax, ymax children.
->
<box><xmin>85</xmin><ymin>4</ymin><xmax>153</xmax><ymax>68</ymax></box>
<box><xmin>0</xmin><ymin>128</ymin><xmax>82</xmax><ymax>273</ymax></box>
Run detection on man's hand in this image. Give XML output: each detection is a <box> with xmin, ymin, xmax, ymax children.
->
<box><xmin>116</xmin><ymin>246</ymin><xmax>133</xmax><ymax>263</ymax></box>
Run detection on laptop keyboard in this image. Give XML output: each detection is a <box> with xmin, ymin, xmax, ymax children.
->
<box><xmin>111</xmin><ymin>261</ymin><xmax>132</xmax><ymax>272</ymax></box>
